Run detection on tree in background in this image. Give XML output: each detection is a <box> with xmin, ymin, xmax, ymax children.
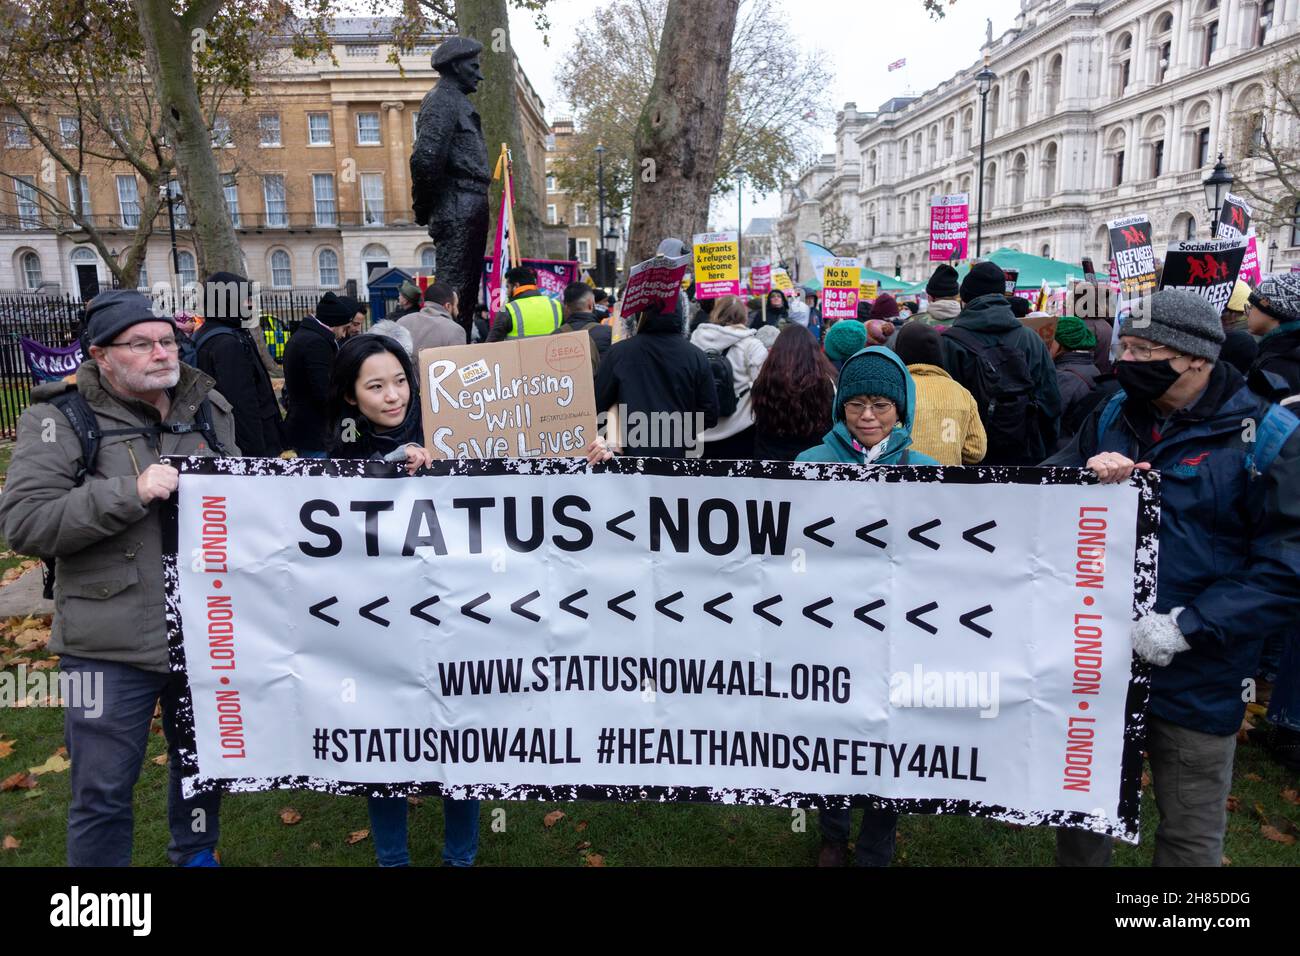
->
<box><xmin>1229</xmin><ymin>49</ymin><xmax>1299</xmax><ymax>250</ymax></box>
<box><xmin>556</xmin><ymin>0</ymin><xmax>833</xmax><ymax>243</ymax></box>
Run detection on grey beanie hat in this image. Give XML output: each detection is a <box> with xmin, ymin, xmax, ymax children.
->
<box><xmin>85</xmin><ymin>289</ymin><xmax>174</xmax><ymax>346</ymax></box>
<box><xmin>1120</xmin><ymin>288</ymin><xmax>1224</xmax><ymax>361</ymax></box>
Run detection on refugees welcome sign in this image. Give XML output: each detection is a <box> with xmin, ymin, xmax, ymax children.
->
<box><xmin>165</xmin><ymin>458</ymin><xmax>1157</xmax><ymax>841</ymax></box>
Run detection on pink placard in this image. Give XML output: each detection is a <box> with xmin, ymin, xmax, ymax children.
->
<box><xmin>620</xmin><ymin>252</ymin><xmax>692</xmax><ymax>316</ymax></box>
<box><xmin>929</xmin><ymin>194</ymin><xmax>969</xmax><ymax>262</ymax></box>
<box><xmin>1239</xmin><ymin>233</ymin><xmax>1262</xmax><ymax>286</ymax></box>
<box><xmin>751</xmin><ymin>263</ymin><xmax>772</xmax><ymax>294</ymax></box>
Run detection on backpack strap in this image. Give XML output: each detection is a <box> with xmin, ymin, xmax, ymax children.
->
<box><xmin>1096</xmin><ymin>390</ymin><xmax>1128</xmax><ymax>441</ymax></box>
<box><xmin>942</xmin><ymin>325</ymin><xmax>992</xmax><ymax>357</ymax></box>
<box><xmin>195</xmin><ymin>323</ymin><xmax>240</xmax><ymax>352</ymax></box>
<box><xmin>1248</xmin><ymin>402</ymin><xmax>1300</xmax><ymax>478</ymax></box>
<box><xmin>48</xmin><ymin>390</ymin><xmax>99</xmax><ymax>485</ymax></box>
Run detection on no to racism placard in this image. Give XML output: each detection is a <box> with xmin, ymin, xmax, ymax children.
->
<box><xmin>929</xmin><ymin>194</ymin><xmax>969</xmax><ymax>262</ymax></box>
<box><xmin>165</xmin><ymin>457</ymin><xmax>1157</xmax><ymax>841</ymax></box>
<box><xmin>692</xmin><ymin>232</ymin><xmax>741</xmax><ymax>299</ymax></box>
<box><xmin>1107</xmin><ymin>216</ymin><xmax>1157</xmax><ymax>300</ymax></box>
<box><xmin>1160</xmin><ymin>238</ymin><xmax>1249</xmax><ymax>314</ymax></box>
<box><xmin>1215</xmin><ymin>193</ymin><xmax>1253</xmax><ymax>243</ymax></box>
<box><xmin>418</xmin><ymin>336</ymin><xmax>597</xmax><ymax>460</ymax></box>
<box><xmin>619</xmin><ymin>249</ymin><xmax>692</xmax><ymax>316</ymax></box>
<box><xmin>821</xmin><ymin>259</ymin><xmax>861</xmax><ymax>320</ymax></box>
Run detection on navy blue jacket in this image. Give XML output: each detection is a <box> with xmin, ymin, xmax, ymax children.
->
<box><xmin>1045</xmin><ymin>362</ymin><xmax>1300</xmax><ymax>735</ymax></box>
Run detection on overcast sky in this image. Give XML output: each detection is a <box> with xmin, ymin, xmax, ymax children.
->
<box><xmin>509</xmin><ymin>0</ymin><xmax>1026</xmax><ymax>227</ymax></box>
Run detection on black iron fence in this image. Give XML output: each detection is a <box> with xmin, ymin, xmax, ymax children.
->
<box><xmin>0</xmin><ymin>294</ymin><xmax>84</xmax><ymax>439</ymax></box>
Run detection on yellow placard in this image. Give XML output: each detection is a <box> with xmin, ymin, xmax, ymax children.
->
<box><xmin>823</xmin><ymin>265</ymin><xmax>860</xmax><ymax>289</ymax></box>
<box><xmin>859</xmin><ymin>280</ymin><xmax>879</xmax><ymax>299</ymax></box>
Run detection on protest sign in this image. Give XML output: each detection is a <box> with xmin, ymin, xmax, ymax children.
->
<box><xmin>821</xmin><ymin>258</ymin><xmax>861</xmax><ymax>320</ymax></box>
<box><xmin>751</xmin><ymin>261</ymin><xmax>772</xmax><ymax>295</ymax></box>
<box><xmin>859</xmin><ymin>281</ymin><xmax>879</xmax><ymax>301</ymax></box>
<box><xmin>620</xmin><ymin>249</ymin><xmax>692</xmax><ymax>316</ymax></box>
<box><xmin>1106</xmin><ymin>216</ymin><xmax>1157</xmax><ymax>300</ymax></box>
<box><xmin>1160</xmin><ymin>238</ymin><xmax>1248</xmax><ymax>314</ymax></box>
<box><xmin>772</xmin><ymin>268</ymin><xmax>795</xmax><ymax>292</ymax></box>
<box><xmin>692</xmin><ymin>232</ymin><xmax>741</xmax><ymax>299</ymax></box>
<box><xmin>20</xmin><ymin>337</ymin><xmax>82</xmax><ymax>384</ymax></box>
<box><xmin>1021</xmin><ymin>314</ymin><xmax>1058</xmax><ymax>349</ymax></box>
<box><xmin>418</xmin><ymin>336</ymin><xmax>597</xmax><ymax>460</ymax></box>
<box><xmin>1239</xmin><ymin>230</ymin><xmax>1262</xmax><ymax>287</ymax></box>
<box><xmin>167</xmin><ymin>457</ymin><xmax>1155</xmax><ymax>841</ymax></box>
<box><xmin>929</xmin><ymin>194</ymin><xmax>970</xmax><ymax>262</ymax></box>
<box><xmin>1215</xmin><ymin>193</ymin><xmax>1253</xmax><ymax>243</ymax></box>
<box><xmin>482</xmin><ymin>257</ymin><xmax>578</xmax><ymax>312</ymax></box>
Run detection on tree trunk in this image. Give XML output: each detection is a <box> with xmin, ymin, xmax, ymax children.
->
<box><xmin>626</xmin><ymin>0</ymin><xmax>739</xmax><ymax>267</ymax></box>
<box><xmin>456</xmin><ymin>0</ymin><xmax>545</xmax><ymax>257</ymax></box>
<box><xmin>135</xmin><ymin>0</ymin><xmax>280</xmax><ymax>375</ymax></box>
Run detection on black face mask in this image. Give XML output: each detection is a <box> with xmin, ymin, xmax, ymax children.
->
<box><xmin>1116</xmin><ymin>358</ymin><xmax>1183</xmax><ymax>402</ymax></box>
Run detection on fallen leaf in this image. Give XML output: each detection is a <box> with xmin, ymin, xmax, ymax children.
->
<box><xmin>2</xmin><ymin>835</ymin><xmax>18</xmax><ymax>850</ymax></box>
<box><xmin>1275</xmin><ymin>815</ymin><xmax>1300</xmax><ymax>837</ymax></box>
<box><xmin>309</xmin><ymin>841</ymin><xmax>321</xmax><ymax>850</ymax></box>
<box><xmin>1282</xmin><ymin>788</ymin><xmax>1300</xmax><ymax>807</ymax></box>
<box><xmin>576</xmin><ymin>840</ymin><xmax>591</xmax><ymax>851</ymax></box>
<box><xmin>54</xmin><ymin>746</ymin><xmax>66</xmax><ymax>757</ymax></box>
<box><xmin>29</xmin><ymin>659</ymin><xmax>57</xmax><ymax>671</ymax></box>
<box><xmin>2</xmin><ymin>656</ymin><xmax>33</xmax><ymax>668</ymax></box>
<box><xmin>1141</xmin><ymin>771</ymin><xmax>1152</xmax><ymax>789</ymax></box>
<box><xmin>1246</xmin><ymin>703</ymin><xmax>1268</xmax><ymax>717</ymax></box>
<box><xmin>0</xmin><ymin>739</ymin><xmax>15</xmax><ymax>759</ymax></box>
<box><xmin>584</xmin><ymin>853</ymin><xmax>605</xmax><ymax>867</ymax></box>
<box><xmin>152</xmin><ymin>754</ymin><xmax>168</xmax><ymax>766</ymax></box>
<box><xmin>543</xmin><ymin>810</ymin><xmax>566</xmax><ymax>828</ymax></box>
<box><xmin>22</xmin><ymin>787</ymin><xmax>43</xmax><ymax>800</ymax></box>
<box><xmin>28</xmin><ymin>753</ymin><xmax>70</xmax><ymax>776</ymax></box>
<box><xmin>279</xmin><ymin>808</ymin><xmax>302</xmax><ymax>825</ymax></box>
<box><xmin>1253</xmin><ymin>802</ymin><xmax>1270</xmax><ymax>824</ymax></box>
<box><xmin>407</xmin><ymin>796</ymin><xmax>422</xmax><ymax>806</ymax></box>
<box><xmin>1226</xmin><ymin>795</ymin><xmax>1240</xmax><ymax>812</ymax></box>
<box><xmin>346</xmin><ymin>828</ymin><xmax>370</xmax><ymax>845</ymax></box>
<box><xmin>1245</xmin><ymin>773</ymin><xmax>1264</xmax><ymax>783</ymax></box>
<box><xmin>1261</xmin><ymin>825</ymin><xmax>1296</xmax><ymax>845</ymax></box>
<box><xmin>575</xmin><ymin>820</ymin><xmax>588</xmax><ymax>832</ymax></box>
<box><xmin>1222</xmin><ymin>855</ymin><xmax>1232</xmax><ymax>866</ymax></box>
<box><xmin>1</xmin><ymin>772</ymin><xmax>37</xmax><ymax>791</ymax></box>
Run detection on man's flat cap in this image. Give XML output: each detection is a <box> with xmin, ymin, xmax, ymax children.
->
<box><xmin>432</xmin><ymin>36</ymin><xmax>483</xmax><ymax>70</ymax></box>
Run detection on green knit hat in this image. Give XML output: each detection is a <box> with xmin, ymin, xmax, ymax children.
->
<box><xmin>1055</xmin><ymin>315</ymin><xmax>1097</xmax><ymax>351</ymax></box>
<box><xmin>836</xmin><ymin>350</ymin><xmax>907</xmax><ymax>422</ymax></box>
<box><xmin>824</xmin><ymin>319</ymin><xmax>867</xmax><ymax>363</ymax></box>
<box><xmin>400</xmin><ymin>280</ymin><xmax>421</xmax><ymax>303</ymax></box>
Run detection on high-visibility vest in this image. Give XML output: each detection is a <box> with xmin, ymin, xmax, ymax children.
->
<box><xmin>506</xmin><ymin>294</ymin><xmax>562</xmax><ymax>338</ymax></box>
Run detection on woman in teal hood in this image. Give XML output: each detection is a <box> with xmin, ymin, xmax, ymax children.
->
<box><xmin>796</xmin><ymin>346</ymin><xmax>939</xmax><ymax>465</ymax></box>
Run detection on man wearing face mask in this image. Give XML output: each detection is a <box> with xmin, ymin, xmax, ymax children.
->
<box><xmin>1045</xmin><ymin>288</ymin><xmax>1300</xmax><ymax>867</ymax></box>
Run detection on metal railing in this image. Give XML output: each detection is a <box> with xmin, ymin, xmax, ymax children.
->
<box><xmin>0</xmin><ymin>294</ymin><xmax>84</xmax><ymax>439</ymax></box>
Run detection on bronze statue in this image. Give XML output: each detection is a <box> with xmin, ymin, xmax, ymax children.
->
<box><xmin>411</xmin><ymin>36</ymin><xmax>491</xmax><ymax>338</ymax></box>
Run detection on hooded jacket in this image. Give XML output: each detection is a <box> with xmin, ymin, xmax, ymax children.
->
<box><xmin>940</xmin><ymin>292</ymin><xmax>1062</xmax><ymax>459</ymax></box>
<box><xmin>282</xmin><ymin>316</ymin><xmax>340</xmax><ymax>453</ymax></box>
<box><xmin>397</xmin><ymin>300</ymin><xmax>467</xmax><ymax>356</ymax></box>
<box><xmin>689</xmin><ymin>322</ymin><xmax>769</xmax><ymax>441</ymax></box>
<box><xmin>1045</xmin><ymin>361</ymin><xmax>1300</xmax><ymax>736</ymax></box>
<box><xmin>193</xmin><ymin>314</ymin><xmax>284</xmax><ymax>457</ymax></box>
<box><xmin>593</xmin><ymin>304</ymin><xmax>720</xmax><ymax>458</ymax></box>
<box><xmin>0</xmin><ymin>361</ymin><xmax>239</xmax><ymax>672</ymax></box>
<box><xmin>1053</xmin><ymin>349</ymin><xmax>1102</xmax><ymax>434</ymax></box>
<box><xmin>795</xmin><ymin>347</ymin><xmax>940</xmax><ymax>465</ymax></box>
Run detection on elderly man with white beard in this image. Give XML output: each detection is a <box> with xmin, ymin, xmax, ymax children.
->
<box><xmin>0</xmin><ymin>290</ymin><xmax>240</xmax><ymax>866</ymax></box>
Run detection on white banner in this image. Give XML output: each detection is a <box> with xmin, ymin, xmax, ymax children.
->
<box><xmin>166</xmin><ymin>458</ymin><xmax>1157</xmax><ymax>841</ymax></box>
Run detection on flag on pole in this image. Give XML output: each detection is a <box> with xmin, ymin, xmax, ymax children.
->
<box><xmin>488</xmin><ymin>143</ymin><xmax>518</xmax><ymax>314</ymax></box>
<box><xmin>1035</xmin><ymin>280</ymin><xmax>1050</xmax><ymax>313</ymax></box>
<box><xmin>887</xmin><ymin>58</ymin><xmax>906</xmax><ymax>72</ymax></box>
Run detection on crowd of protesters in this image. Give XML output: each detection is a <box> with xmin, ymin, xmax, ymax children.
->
<box><xmin>1</xmin><ymin>251</ymin><xmax>1298</xmax><ymax>869</ymax></box>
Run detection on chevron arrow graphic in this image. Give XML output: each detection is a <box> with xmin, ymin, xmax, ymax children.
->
<box><xmin>754</xmin><ymin>595</ymin><xmax>783</xmax><ymax>626</ymax></box>
<box><xmin>803</xmin><ymin>517</ymin><xmax>834</xmax><ymax>547</ymax></box>
<box><xmin>704</xmin><ymin>592</ymin><xmax>734</xmax><ymax>623</ymax></box>
<box><xmin>963</xmin><ymin>520</ymin><xmax>997</xmax><ymax>553</ymax></box>
<box><xmin>906</xmin><ymin>601</ymin><xmax>939</xmax><ymax>634</ymax></box>
<box><xmin>960</xmin><ymin>604</ymin><xmax>994</xmax><ymax>638</ymax></box>
<box><xmin>511</xmin><ymin>590</ymin><xmax>541</xmax><ymax>623</ymax></box>
<box><xmin>655</xmin><ymin>591</ymin><xmax>685</xmax><ymax>622</ymax></box>
<box><xmin>608</xmin><ymin>590</ymin><xmax>636</xmax><ymax>621</ymax></box>
<box><xmin>559</xmin><ymin>589</ymin><xmax>588</xmax><ymax>619</ymax></box>
<box><xmin>908</xmin><ymin>518</ymin><xmax>941</xmax><ymax>550</ymax></box>
<box><xmin>802</xmin><ymin>596</ymin><xmax>833</xmax><ymax>629</ymax></box>
<box><xmin>854</xmin><ymin>599</ymin><xmax>886</xmax><ymax>631</ymax></box>
<box><xmin>606</xmin><ymin>509</ymin><xmax>636</xmax><ymax>542</ymax></box>
<box><xmin>359</xmin><ymin>596</ymin><xmax>390</xmax><ymax>627</ymax></box>
<box><xmin>856</xmin><ymin>518</ymin><xmax>888</xmax><ymax>549</ymax></box>
<box><xmin>461</xmin><ymin>593</ymin><xmax>491</xmax><ymax>624</ymax></box>
<box><xmin>309</xmin><ymin>596</ymin><xmax>339</xmax><ymax>627</ymax></box>
<box><xmin>409</xmin><ymin>595</ymin><xmax>441</xmax><ymax>626</ymax></box>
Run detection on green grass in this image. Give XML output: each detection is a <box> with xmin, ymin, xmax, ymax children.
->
<box><xmin>3</xmin><ymin>661</ymin><xmax>1297</xmax><ymax>866</ymax></box>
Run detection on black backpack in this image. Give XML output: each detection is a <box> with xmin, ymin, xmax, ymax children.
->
<box><xmin>944</xmin><ymin>326</ymin><xmax>1041</xmax><ymax>465</ymax></box>
<box><xmin>704</xmin><ymin>343</ymin><xmax>744</xmax><ymax>418</ymax></box>
<box><xmin>38</xmin><ymin>388</ymin><xmax>228</xmax><ymax>599</ymax></box>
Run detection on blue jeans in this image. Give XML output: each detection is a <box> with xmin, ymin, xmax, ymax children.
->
<box><xmin>1267</xmin><ymin>636</ymin><xmax>1300</xmax><ymax>733</ymax></box>
<box><xmin>367</xmin><ymin>795</ymin><xmax>480</xmax><ymax>866</ymax></box>
<box><xmin>60</xmin><ymin>654</ymin><xmax>221</xmax><ymax>866</ymax></box>
<box><xmin>819</xmin><ymin>806</ymin><xmax>899</xmax><ymax>866</ymax></box>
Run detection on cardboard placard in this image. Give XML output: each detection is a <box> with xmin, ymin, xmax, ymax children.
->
<box><xmin>692</xmin><ymin>231</ymin><xmax>741</xmax><ymax>299</ymax></box>
<box><xmin>419</xmin><ymin>335</ymin><xmax>597</xmax><ymax>460</ymax></box>
<box><xmin>1020</xmin><ymin>314</ymin><xmax>1059</xmax><ymax>349</ymax></box>
<box><xmin>1160</xmin><ymin>239</ymin><xmax>1249</xmax><ymax>314</ymax></box>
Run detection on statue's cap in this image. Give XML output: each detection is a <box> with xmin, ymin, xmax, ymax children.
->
<box><xmin>432</xmin><ymin>36</ymin><xmax>484</xmax><ymax>70</ymax></box>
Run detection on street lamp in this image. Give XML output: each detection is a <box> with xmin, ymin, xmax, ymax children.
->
<box><xmin>975</xmin><ymin>56</ymin><xmax>996</xmax><ymax>258</ymax></box>
<box><xmin>1269</xmin><ymin>238</ymin><xmax>1279</xmax><ymax>273</ymax></box>
<box><xmin>161</xmin><ymin>181</ymin><xmax>181</xmax><ymax>300</ymax></box>
<box><xmin>595</xmin><ymin>143</ymin><xmax>607</xmax><ymax>286</ymax></box>
<box><xmin>735</xmin><ymin>167</ymin><xmax>745</xmax><ymax>255</ymax></box>
<box><xmin>1202</xmin><ymin>153</ymin><xmax>1234</xmax><ymax>238</ymax></box>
